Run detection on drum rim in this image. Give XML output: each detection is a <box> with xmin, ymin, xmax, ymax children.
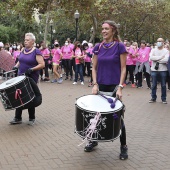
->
<box><xmin>75</xmin><ymin>103</ymin><xmax>123</xmax><ymax>114</ymax></box>
<box><xmin>0</xmin><ymin>76</ymin><xmax>26</xmax><ymax>90</ymax></box>
<box><xmin>75</xmin><ymin>94</ymin><xmax>123</xmax><ymax>113</ymax></box>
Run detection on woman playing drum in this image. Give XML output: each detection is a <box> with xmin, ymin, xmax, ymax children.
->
<box><xmin>84</xmin><ymin>20</ymin><xmax>128</xmax><ymax>160</ymax></box>
<box><xmin>10</xmin><ymin>33</ymin><xmax>45</xmax><ymax>125</ymax></box>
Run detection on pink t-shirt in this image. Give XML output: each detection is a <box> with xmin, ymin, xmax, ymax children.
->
<box><xmin>41</xmin><ymin>48</ymin><xmax>50</xmax><ymax>59</ymax></box>
<box><xmin>137</xmin><ymin>47</ymin><xmax>151</xmax><ymax>63</ymax></box>
<box><xmin>84</xmin><ymin>48</ymin><xmax>93</xmax><ymax>62</ymax></box>
<box><xmin>13</xmin><ymin>51</ymin><xmax>21</xmax><ymax>61</ymax></box>
<box><xmin>61</xmin><ymin>45</ymin><xmax>73</xmax><ymax>59</ymax></box>
<box><xmin>129</xmin><ymin>47</ymin><xmax>139</xmax><ymax>65</ymax></box>
<box><xmin>53</xmin><ymin>48</ymin><xmax>62</xmax><ymax>64</ymax></box>
<box><xmin>51</xmin><ymin>49</ymin><xmax>56</xmax><ymax>56</ymax></box>
<box><xmin>69</xmin><ymin>43</ymin><xmax>74</xmax><ymax>50</ymax></box>
<box><xmin>126</xmin><ymin>47</ymin><xmax>133</xmax><ymax>65</ymax></box>
<box><xmin>74</xmin><ymin>48</ymin><xmax>83</xmax><ymax>64</ymax></box>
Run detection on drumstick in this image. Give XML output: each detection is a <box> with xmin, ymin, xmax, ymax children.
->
<box><xmin>98</xmin><ymin>92</ymin><xmax>114</xmax><ymax>103</ymax></box>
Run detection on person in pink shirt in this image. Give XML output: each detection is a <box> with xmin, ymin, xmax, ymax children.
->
<box><xmin>130</xmin><ymin>42</ymin><xmax>139</xmax><ymax>85</ymax></box>
<box><xmin>82</xmin><ymin>42</ymin><xmax>93</xmax><ymax>77</ymax></box>
<box><xmin>40</xmin><ymin>41</ymin><xmax>50</xmax><ymax>81</ymax></box>
<box><xmin>61</xmin><ymin>40</ymin><xmax>74</xmax><ymax>80</ymax></box>
<box><xmin>124</xmin><ymin>42</ymin><xmax>136</xmax><ymax>88</ymax></box>
<box><xmin>135</xmin><ymin>40</ymin><xmax>151</xmax><ymax>88</ymax></box>
<box><xmin>72</xmin><ymin>41</ymin><xmax>84</xmax><ymax>85</ymax></box>
<box><xmin>12</xmin><ymin>45</ymin><xmax>21</xmax><ymax>63</ymax></box>
<box><xmin>51</xmin><ymin>42</ymin><xmax>63</xmax><ymax>83</ymax></box>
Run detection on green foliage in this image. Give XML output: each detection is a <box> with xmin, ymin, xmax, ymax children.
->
<box><xmin>0</xmin><ymin>25</ymin><xmax>18</xmax><ymax>43</ymax></box>
<box><xmin>1</xmin><ymin>0</ymin><xmax>170</xmax><ymax>44</ymax></box>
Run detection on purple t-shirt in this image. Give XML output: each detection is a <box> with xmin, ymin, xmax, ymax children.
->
<box><xmin>93</xmin><ymin>42</ymin><xmax>127</xmax><ymax>85</ymax></box>
<box><xmin>18</xmin><ymin>48</ymin><xmax>42</xmax><ymax>83</ymax></box>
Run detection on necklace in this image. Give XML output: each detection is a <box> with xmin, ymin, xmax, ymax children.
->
<box><xmin>24</xmin><ymin>47</ymin><xmax>34</xmax><ymax>54</ymax></box>
<box><xmin>25</xmin><ymin>47</ymin><xmax>33</xmax><ymax>52</ymax></box>
<box><xmin>103</xmin><ymin>41</ymin><xmax>115</xmax><ymax>49</ymax></box>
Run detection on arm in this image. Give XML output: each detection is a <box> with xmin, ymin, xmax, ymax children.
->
<box><xmin>159</xmin><ymin>52</ymin><xmax>169</xmax><ymax>63</ymax></box>
<box><xmin>149</xmin><ymin>49</ymin><xmax>164</xmax><ymax>61</ymax></box>
<box><xmin>116</xmin><ymin>53</ymin><xmax>127</xmax><ymax>100</ymax></box>
<box><xmin>14</xmin><ymin>61</ymin><xmax>20</xmax><ymax>68</ymax></box>
<box><xmin>92</xmin><ymin>54</ymin><xmax>98</xmax><ymax>94</ymax></box>
<box><xmin>31</xmin><ymin>55</ymin><xmax>45</xmax><ymax>71</ymax></box>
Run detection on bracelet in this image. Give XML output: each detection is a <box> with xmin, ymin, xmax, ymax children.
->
<box><xmin>93</xmin><ymin>82</ymin><xmax>98</xmax><ymax>86</ymax></box>
<box><xmin>118</xmin><ymin>84</ymin><xmax>124</xmax><ymax>89</ymax></box>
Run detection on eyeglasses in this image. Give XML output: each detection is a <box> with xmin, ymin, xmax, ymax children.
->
<box><xmin>157</xmin><ymin>41</ymin><xmax>163</xmax><ymax>42</ymax></box>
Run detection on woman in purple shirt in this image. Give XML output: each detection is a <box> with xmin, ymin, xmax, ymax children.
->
<box><xmin>84</xmin><ymin>20</ymin><xmax>128</xmax><ymax>160</ymax></box>
<box><xmin>10</xmin><ymin>33</ymin><xmax>45</xmax><ymax>125</ymax></box>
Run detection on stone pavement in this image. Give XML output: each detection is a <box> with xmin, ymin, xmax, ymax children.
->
<box><xmin>0</xmin><ymin>76</ymin><xmax>170</xmax><ymax>170</ymax></box>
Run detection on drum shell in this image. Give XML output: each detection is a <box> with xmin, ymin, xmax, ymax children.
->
<box><xmin>75</xmin><ymin>103</ymin><xmax>123</xmax><ymax>141</ymax></box>
<box><xmin>0</xmin><ymin>76</ymin><xmax>35</xmax><ymax>110</ymax></box>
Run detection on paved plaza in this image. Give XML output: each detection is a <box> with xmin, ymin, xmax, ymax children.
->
<box><xmin>0</xmin><ymin>76</ymin><xmax>170</xmax><ymax>170</ymax></box>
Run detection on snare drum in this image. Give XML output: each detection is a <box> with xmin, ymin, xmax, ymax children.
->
<box><xmin>0</xmin><ymin>76</ymin><xmax>35</xmax><ymax>110</ymax></box>
<box><xmin>75</xmin><ymin>95</ymin><xmax>124</xmax><ymax>141</ymax></box>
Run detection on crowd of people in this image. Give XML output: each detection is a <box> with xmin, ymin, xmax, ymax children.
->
<box><xmin>1</xmin><ymin>35</ymin><xmax>170</xmax><ymax>95</ymax></box>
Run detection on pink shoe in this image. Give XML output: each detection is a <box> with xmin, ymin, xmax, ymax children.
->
<box><xmin>131</xmin><ymin>84</ymin><xmax>136</xmax><ymax>88</ymax></box>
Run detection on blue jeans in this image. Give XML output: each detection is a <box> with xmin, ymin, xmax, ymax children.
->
<box><xmin>151</xmin><ymin>71</ymin><xmax>167</xmax><ymax>101</ymax></box>
<box><xmin>75</xmin><ymin>64</ymin><xmax>84</xmax><ymax>82</ymax></box>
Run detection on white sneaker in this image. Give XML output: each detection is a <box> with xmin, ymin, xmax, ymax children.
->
<box><xmin>73</xmin><ymin>82</ymin><xmax>77</xmax><ymax>85</ymax></box>
<box><xmin>81</xmin><ymin>82</ymin><xmax>84</xmax><ymax>85</ymax></box>
<box><xmin>28</xmin><ymin>119</ymin><xmax>35</xmax><ymax>126</ymax></box>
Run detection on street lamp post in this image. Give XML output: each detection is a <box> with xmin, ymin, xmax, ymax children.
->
<box><xmin>49</xmin><ymin>19</ymin><xmax>53</xmax><ymax>49</ymax></box>
<box><xmin>74</xmin><ymin>10</ymin><xmax>80</xmax><ymax>41</ymax></box>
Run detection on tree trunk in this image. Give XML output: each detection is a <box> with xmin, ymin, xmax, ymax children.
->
<box><xmin>44</xmin><ymin>11</ymin><xmax>50</xmax><ymax>44</ymax></box>
<box><xmin>89</xmin><ymin>15</ymin><xmax>97</xmax><ymax>44</ymax></box>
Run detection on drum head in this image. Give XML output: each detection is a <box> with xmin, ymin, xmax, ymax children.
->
<box><xmin>76</xmin><ymin>95</ymin><xmax>123</xmax><ymax>113</ymax></box>
<box><xmin>0</xmin><ymin>76</ymin><xmax>26</xmax><ymax>90</ymax></box>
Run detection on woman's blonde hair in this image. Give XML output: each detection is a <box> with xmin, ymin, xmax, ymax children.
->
<box><xmin>102</xmin><ymin>20</ymin><xmax>122</xmax><ymax>42</ymax></box>
<box><xmin>132</xmin><ymin>42</ymin><xmax>138</xmax><ymax>48</ymax></box>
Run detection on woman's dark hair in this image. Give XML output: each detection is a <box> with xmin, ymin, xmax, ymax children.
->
<box><xmin>82</xmin><ymin>43</ymin><xmax>88</xmax><ymax>50</ymax></box>
<box><xmin>73</xmin><ymin>41</ymin><xmax>82</xmax><ymax>52</ymax></box>
<box><xmin>102</xmin><ymin>20</ymin><xmax>122</xmax><ymax>42</ymax></box>
<box><xmin>55</xmin><ymin>44</ymin><xmax>59</xmax><ymax>47</ymax></box>
<box><xmin>141</xmin><ymin>40</ymin><xmax>146</xmax><ymax>45</ymax></box>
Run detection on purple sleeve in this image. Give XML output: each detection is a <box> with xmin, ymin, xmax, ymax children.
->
<box><xmin>92</xmin><ymin>43</ymin><xmax>100</xmax><ymax>55</ymax></box>
<box><xmin>119</xmin><ymin>42</ymin><xmax>128</xmax><ymax>54</ymax></box>
<box><xmin>35</xmin><ymin>48</ymin><xmax>42</xmax><ymax>56</ymax></box>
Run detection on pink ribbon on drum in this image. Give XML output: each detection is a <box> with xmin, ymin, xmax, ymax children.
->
<box><xmin>15</xmin><ymin>89</ymin><xmax>23</xmax><ymax>106</ymax></box>
<box><xmin>78</xmin><ymin>112</ymin><xmax>101</xmax><ymax>146</ymax></box>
